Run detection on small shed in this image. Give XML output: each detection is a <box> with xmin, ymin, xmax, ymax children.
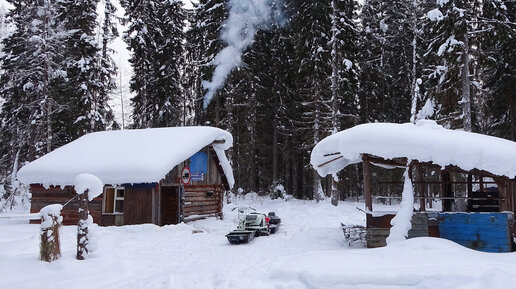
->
<box><xmin>311</xmin><ymin>120</ymin><xmax>516</xmax><ymax>252</ymax></box>
<box><xmin>17</xmin><ymin>126</ymin><xmax>234</xmax><ymax>226</ymax></box>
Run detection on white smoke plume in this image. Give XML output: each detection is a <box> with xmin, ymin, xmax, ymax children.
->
<box><xmin>202</xmin><ymin>0</ymin><xmax>284</xmax><ymax>109</ymax></box>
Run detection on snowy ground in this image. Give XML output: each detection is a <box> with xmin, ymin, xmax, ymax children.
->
<box><xmin>2</xmin><ymin>195</ymin><xmax>516</xmax><ymax>289</ymax></box>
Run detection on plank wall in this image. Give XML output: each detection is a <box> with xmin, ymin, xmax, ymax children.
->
<box><xmin>30</xmin><ymin>184</ymin><xmax>102</xmax><ymax>225</ymax></box>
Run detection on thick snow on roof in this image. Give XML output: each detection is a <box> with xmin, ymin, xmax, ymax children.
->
<box><xmin>311</xmin><ymin>120</ymin><xmax>516</xmax><ymax>179</ymax></box>
<box><xmin>17</xmin><ymin>127</ymin><xmax>234</xmax><ymax>188</ymax></box>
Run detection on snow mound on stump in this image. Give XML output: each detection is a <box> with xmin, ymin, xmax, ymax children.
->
<box><xmin>40</xmin><ymin>204</ymin><xmax>63</xmax><ymax>229</ymax></box>
<box><xmin>74</xmin><ymin>174</ymin><xmax>104</xmax><ymax>201</ymax></box>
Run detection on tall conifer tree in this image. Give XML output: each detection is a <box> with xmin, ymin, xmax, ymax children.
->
<box><xmin>424</xmin><ymin>0</ymin><xmax>480</xmax><ymax>131</ymax></box>
<box><xmin>0</xmin><ymin>0</ymin><xmax>65</xmax><ymax>195</ymax></box>
<box><xmin>122</xmin><ymin>0</ymin><xmax>186</xmax><ymax>128</ymax></box>
<box><xmin>481</xmin><ymin>0</ymin><xmax>516</xmax><ymax>140</ymax></box>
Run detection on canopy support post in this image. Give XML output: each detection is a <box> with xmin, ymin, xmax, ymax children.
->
<box><xmin>417</xmin><ymin>163</ymin><xmax>426</xmax><ymax>211</ymax></box>
<box><xmin>362</xmin><ymin>155</ymin><xmax>373</xmax><ymax>212</ymax></box>
<box><xmin>441</xmin><ymin>170</ymin><xmax>453</xmax><ymax>212</ymax></box>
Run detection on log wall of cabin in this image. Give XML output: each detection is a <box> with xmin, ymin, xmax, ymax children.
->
<box><xmin>170</xmin><ymin>146</ymin><xmax>224</xmax><ymax>188</ymax></box>
<box><xmin>160</xmin><ymin>145</ymin><xmax>226</xmax><ymax>221</ymax></box>
<box><xmin>512</xmin><ymin>181</ymin><xmax>516</xmax><ymax>213</ymax></box>
<box><xmin>30</xmin><ymin>185</ymin><xmax>102</xmax><ymax>225</ymax></box>
<box><xmin>510</xmin><ymin>180</ymin><xmax>516</xmax><ymax>236</ymax></box>
<box><xmin>183</xmin><ymin>185</ymin><xmax>224</xmax><ymax>220</ymax></box>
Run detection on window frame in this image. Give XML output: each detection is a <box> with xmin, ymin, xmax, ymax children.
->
<box><xmin>102</xmin><ymin>186</ymin><xmax>125</xmax><ymax>215</ymax></box>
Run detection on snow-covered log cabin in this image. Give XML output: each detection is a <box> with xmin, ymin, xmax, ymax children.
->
<box><xmin>17</xmin><ymin>127</ymin><xmax>234</xmax><ymax>226</ymax></box>
<box><xmin>311</xmin><ymin>120</ymin><xmax>516</xmax><ymax>252</ymax></box>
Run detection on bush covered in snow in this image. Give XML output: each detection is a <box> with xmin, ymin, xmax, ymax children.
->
<box><xmin>0</xmin><ymin>182</ymin><xmax>30</xmax><ymax>213</ymax></box>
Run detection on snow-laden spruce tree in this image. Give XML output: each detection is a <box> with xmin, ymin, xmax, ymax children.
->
<box><xmin>330</xmin><ymin>0</ymin><xmax>359</xmax><ymax>133</ymax></box>
<box><xmin>188</xmin><ymin>0</ymin><xmax>228</xmax><ymax>125</ymax></box>
<box><xmin>0</xmin><ymin>0</ymin><xmax>66</xmax><ymax>201</ymax></box>
<box><xmin>97</xmin><ymin>0</ymin><xmax>119</xmax><ymax>131</ymax></box>
<box><xmin>407</xmin><ymin>0</ymin><xmax>430</xmax><ymax>124</ymax></box>
<box><xmin>55</xmin><ymin>0</ymin><xmax>114</xmax><ymax>138</ymax></box>
<box><xmin>228</xmin><ymin>27</ymin><xmax>291</xmax><ymax>195</ymax></box>
<box><xmin>329</xmin><ymin>0</ymin><xmax>360</xmax><ymax>205</ymax></box>
<box><xmin>0</xmin><ymin>3</ymin><xmax>11</xmax><ymax>55</ymax></box>
<box><xmin>424</xmin><ymin>0</ymin><xmax>480</xmax><ymax>132</ymax></box>
<box><xmin>121</xmin><ymin>0</ymin><xmax>156</xmax><ymax>128</ymax></box>
<box><xmin>359</xmin><ymin>0</ymin><xmax>425</xmax><ymax>124</ymax></box>
<box><xmin>230</xmin><ymin>70</ymin><xmax>259</xmax><ymax>192</ymax></box>
<box><xmin>183</xmin><ymin>8</ymin><xmax>199</xmax><ymax>126</ymax></box>
<box><xmin>263</xmin><ymin>29</ymin><xmax>291</xmax><ymax>197</ymax></box>
<box><xmin>151</xmin><ymin>0</ymin><xmax>185</xmax><ymax>127</ymax></box>
<box><xmin>481</xmin><ymin>0</ymin><xmax>516</xmax><ymax>141</ymax></box>
<box><xmin>122</xmin><ymin>0</ymin><xmax>186</xmax><ymax>128</ymax></box>
<box><xmin>290</xmin><ymin>0</ymin><xmax>334</xmax><ymax>202</ymax></box>
<box><xmin>120</xmin><ymin>0</ymin><xmax>153</xmax><ymax>128</ymax></box>
<box><xmin>192</xmin><ymin>0</ymin><xmax>290</xmax><ymax>195</ymax></box>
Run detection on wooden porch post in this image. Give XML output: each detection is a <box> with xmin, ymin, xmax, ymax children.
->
<box><xmin>497</xmin><ymin>179</ymin><xmax>509</xmax><ymax>212</ymax></box>
<box><xmin>467</xmin><ymin>174</ymin><xmax>473</xmax><ymax>200</ymax></box>
<box><xmin>417</xmin><ymin>163</ymin><xmax>426</xmax><ymax>211</ymax></box>
<box><xmin>441</xmin><ymin>170</ymin><xmax>452</xmax><ymax>212</ymax></box>
<box><xmin>362</xmin><ymin>155</ymin><xmax>373</xmax><ymax>212</ymax></box>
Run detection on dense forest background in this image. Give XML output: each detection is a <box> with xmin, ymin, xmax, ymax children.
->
<box><xmin>0</xmin><ymin>0</ymin><xmax>515</xmax><ymax>207</ymax></box>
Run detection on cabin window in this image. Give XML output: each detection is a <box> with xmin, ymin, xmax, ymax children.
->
<box><xmin>103</xmin><ymin>186</ymin><xmax>124</xmax><ymax>214</ymax></box>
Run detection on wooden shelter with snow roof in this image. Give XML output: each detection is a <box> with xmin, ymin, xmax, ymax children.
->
<box><xmin>311</xmin><ymin>120</ymin><xmax>516</xmax><ymax>252</ymax></box>
<box><xmin>17</xmin><ymin>127</ymin><xmax>234</xmax><ymax>226</ymax></box>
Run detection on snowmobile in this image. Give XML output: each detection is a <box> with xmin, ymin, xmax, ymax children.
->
<box><xmin>226</xmin><ymin>207</ymin><xmax>281</xmax><ymax>244</ymax></box>
<box><xmin>267</xmin><ymin>211</ymin><xmax>281</xmax><ymax>234</ymax></box>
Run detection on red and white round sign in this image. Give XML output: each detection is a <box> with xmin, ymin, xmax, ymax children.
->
<box><xmin>181</xmin><ymin>167</ymin><xmax>191</xmax><ymax>185</ymax></box>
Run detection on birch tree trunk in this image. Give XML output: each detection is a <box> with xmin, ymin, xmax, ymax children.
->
<box><xmin>330</xmin><ymin>0</ymin><xmax>339</xmax><ymax>134</ymax></box>
<box><xmin>313</xmin><ymin>90</ymin><xmax>323</xmax><ymax>202</ymax></box>
<box><xmin>43</xmin><ymin>0</ymin><xmax>52</xmax><ymax>153</ymax></box>
<box><xmin>409</xmin><ymin>1</ymin><xmax>419</xmax><ymax>124</ymax></box>
<box><xmin>329</xmin><ymin>0</ymin><xmax>340</xmax><ymax>206</ymax></box>
<box><xmin>331</xmin><ymin>175</ymin><xmax>339</xmax><ymax>206</ymax></box>
<box><xmin>141</xmin><ymin>53</ymin><xmax>149</xmax><ymax>128</ymax></box>
<box><xmin>461</xmin><ymin>33</ymin><xmax>472</xmax><ymax>132</ymax></box>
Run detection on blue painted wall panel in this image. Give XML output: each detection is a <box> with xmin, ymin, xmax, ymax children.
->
<box><xmin>190</xmin><ymin>152</ymin><xmax>208</xmax><ymax>174</ymax></box>
<box><xmin>438</xmin><ymin>212</ymin><xmax>513</xmax><ymax>253</ymax></box>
